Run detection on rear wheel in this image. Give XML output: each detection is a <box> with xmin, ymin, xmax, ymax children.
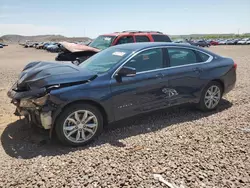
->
<box><xmin>55</xmin><ymin>104</ymin><xmax>103</xmax><ymax>146</ymax></box>
<box><xmin>198</xmin><ymin>81</ymin><xmax>223</xmax><ymax>111</ymax></box>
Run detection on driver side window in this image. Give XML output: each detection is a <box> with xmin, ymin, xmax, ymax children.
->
<box><xmin>125</xmin><ymin>48</ymin><xmax>163</xmax><ymax>72</ymax></box>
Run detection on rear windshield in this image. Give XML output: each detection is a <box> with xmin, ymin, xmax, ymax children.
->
<box><xmin>152</xmin><ymin>35</ymin><xmax>172</xmax><ymax>42</ymax></box>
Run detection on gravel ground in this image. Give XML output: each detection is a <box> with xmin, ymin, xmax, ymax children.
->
<box><xmin>0</xmin><ymin>45</ymin><xmax>249</xmax><ymax>188</ymax></box>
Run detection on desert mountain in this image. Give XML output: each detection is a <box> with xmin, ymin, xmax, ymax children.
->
<box><xmin>0</xmin><ymin>35</ymin><xmax>92</xmax><ymax>43</ymax></box>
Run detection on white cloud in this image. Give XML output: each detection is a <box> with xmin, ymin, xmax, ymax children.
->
<box><xmin>0</xmin><ymin>24</ymin><xmax>66</xmax><ymax>36</ymax></box>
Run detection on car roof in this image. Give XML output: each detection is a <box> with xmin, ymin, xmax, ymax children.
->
<box><xmin>112</xmin><ymin>42</ymin><xmax>193</xmax><ymax>51</ymax></box>
<box><xmin>111</xmin><ymin>42</ymin><xmax>218</xmax><ymax>56</ymax></box>
<box><xmin>101</xmin><ymin>32</ymin><xmax>165</xmax><ymax>37</ymax></box>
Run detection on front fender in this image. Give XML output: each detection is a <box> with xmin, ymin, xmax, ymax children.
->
<box><xmin>48</xmin><ymin>83</ymin><xmax>114</xmax><ymax>125</ymax></box>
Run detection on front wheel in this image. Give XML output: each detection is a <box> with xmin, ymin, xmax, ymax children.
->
<box><xmin>55</xmin><ymin>104</ymin><xmax>103</xmax><ymax>146</ymax></box>
<box><xmin>198</xmin><ymin>82</ymin><xmax>223</xmax><ymax>111</ymax></box>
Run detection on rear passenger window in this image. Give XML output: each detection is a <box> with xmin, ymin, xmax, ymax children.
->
<box><xmin>116</xmin><ymin>36</ymin><xmax>134</xmax><ymax>45</ymax></box>
<box><xmin>125</xmin><ymin>49</ymin><xmax>163</xmax><ymax>72</ymax></box>
<box><xmin>196</xmin><ymin>51</ymin><xmax>210</xmax><ymax>62</ymax></box>
<box><xmin>167</xmin><ymin>48</ymin><xmax>198</xmax><ymax>67</ymax></box>
<box><xmin>135</xmin><ymin>36</ymin><xmax>150</xmax><ymax>42</ymax></box>
<box><xmin>152</xmin><ymin>35</ymin><xmax>171</xmax><ymax>42</ymax></box>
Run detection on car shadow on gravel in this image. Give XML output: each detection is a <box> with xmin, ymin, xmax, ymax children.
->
<box><xmin>1</xmin><ymin>99</ymin><xmax>232</xmax><ymax>159</ymax></box>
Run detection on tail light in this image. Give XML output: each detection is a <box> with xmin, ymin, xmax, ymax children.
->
<box><xmin>233</xmin><ymin>62</ymin><xmax>237</xmax><ymax>70</ymax></box>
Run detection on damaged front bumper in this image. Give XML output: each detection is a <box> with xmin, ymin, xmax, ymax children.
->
<box><xmin>8</xmin><ymin>83</ymin><xmax>55</xmax><ymax>130</ymax></box>
<box><xmin>14</xmin><ymin>107</ymin><xmax>52</xmax><ymax>129</ymax></box>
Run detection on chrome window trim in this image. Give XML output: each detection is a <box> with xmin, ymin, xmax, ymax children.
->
<box><xmin>111</xmin><ymin>45</ymin><xmax>213</xmax><ymax>78</ymax></box>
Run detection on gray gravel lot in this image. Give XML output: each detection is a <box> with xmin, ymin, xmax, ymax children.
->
<box><xmin>0</xmin><ymin>45</ymin><xmax>249</xmax><ymax>188</ymax></box>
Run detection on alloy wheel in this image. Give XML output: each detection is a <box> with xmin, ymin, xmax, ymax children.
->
<box><xmin>63</xmin><ymin>110</ymin><xmax>98</xmax><ymax>143</ymax></box>
<box><xmin>204</xmin><ymin>85</ymin><xmax>221</xmax><ymax>109</ymax></box>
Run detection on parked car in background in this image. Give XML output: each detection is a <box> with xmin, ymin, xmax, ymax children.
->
<box><xmin>33</xmin><ymin>43</ymin><xmax>39</xmax><ymax>48</ymax></box>
<box><xmin>55</xmin><ymin>30</ymin><xmax>172</xmax><ymax>62</ymax></box>
<box><xmin>0</xmin><ymin>45</ymin><xmax>3</xmax><ymax>48</ymax></box>
<box><xmin>24</xmin><ymin>42</ymin><xmax>37</xmax><ymax>48</ymax></box>
<box><xmin>46</xmin><ymin>43</ymin><xmax>62</xmax><ymax>53</ymax></box>
<box><xmin>42</xmin><ymin>42</ymin><xmax>54</xmax><ymax>49</ymax></box>
<box><xmin>209</xmin><ymin>40</ymin><xmax>219</xmax><ymax>45</ymax></box>
<box><xmin>188</xmin><ymin>40</ymin><xmax>210</xmax><ymax>47</ymax></box>
<box><xmin>36</xmin><ymin>42</ymin><xmax>44</xmax><ymax>49</ymax></box>
<box><xmin>24</xmin><ymin>43</ymin><xmax>30</xmax><ymax>48</ymax></box>
<box><xmin>237</xmin><ymin>38</ymin><xmax>250</xmax><ymax>45</ymax></box>
<box><xmin>173</xmin><ymin>39</ymin><xmax>191</xmax><ymax>45</ymax></box>
<box><xmin>0</xmin><ymin>43</ymin><xmax>8</xmax><ymax>47</ymax></box>
<box><xmin>218</xmin><ymin>40</ymin><xmax>228</xmax><ymax>45</ymax></box>
<box><xmin>227</xmin><ymin>39</ymin><xmax>240</xmax><ymax>45</ymax></box>
<box><xmin>8</xmin><ymin>42</ymin><xmax>237</xmax><ymax>146</ymax></box>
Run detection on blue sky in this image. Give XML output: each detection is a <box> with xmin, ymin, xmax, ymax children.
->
<box><xmin>0</xmin><ymin>0</ymin><xmax>250</xmax><ymax>38</ymax></box>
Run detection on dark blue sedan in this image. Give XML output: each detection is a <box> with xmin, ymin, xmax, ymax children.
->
<box><xmin>8</xmin><ymin>42</ymin><xmax>236</xmax><ymax>146</ymax></box>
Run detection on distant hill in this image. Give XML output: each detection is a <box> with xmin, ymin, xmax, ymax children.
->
<box><xmin>0</xmin><ymin>35</ymin><xmax>92</xmax><ymax>44</ymax></box>
<box><xmin>170</xmin><ymin>33</ymin><xmax>250</xmax><ymax>39</ymax></box>
<box><xmin>1</xmin><ymin>33</ymin><xmax>250</xmax><ymax>43</ymax></box>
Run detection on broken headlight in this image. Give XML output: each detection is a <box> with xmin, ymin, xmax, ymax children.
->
<box><xmin>32</xmin><ymin>94</ymin><xmax>49</xmax><ymax>106</ymax></box>
<box><xmin>20</xmin><ymin>98</ymin><xmax>36</xmax><ymax>108</ymax></box>
<box><xmin>20</xmin><ymin>94</ymin><xmax>49</xmax><ymax>107</ymax></box>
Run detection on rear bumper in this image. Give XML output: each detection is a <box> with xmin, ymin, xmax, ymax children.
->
<box><xmin>224</xmin><ymin>82</ymin><xmax>235</xmax><ymax>94</ymax></box>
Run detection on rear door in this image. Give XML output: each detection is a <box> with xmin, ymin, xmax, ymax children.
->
<box><xmin>135</xmin><ymin>35</ymin><xmax>150</xmax><ymax>43</ymax></box>
<box><xmin>110</xmin><ymin>48</ymin><xmax>169</xmax><ymax>121</ymax></box>
<box><xmin>113</xmin><ymin>35</ymin><xmax>135</xmax><ymax>45</ymax></box>
<box><xmin>163</xmin><ymin>47</ymin><xmax>211</xmax><ymax>106</ymax></box>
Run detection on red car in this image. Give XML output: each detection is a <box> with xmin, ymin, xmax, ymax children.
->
<box><xmin>209</xmin><ymin>40</ymin><xmax>219</xmax><ymax>45</ymax></box>
<box><xmin>56</xmin><ymin>31</ymin><xmax>172</xmax><ymax>62</ymax></box>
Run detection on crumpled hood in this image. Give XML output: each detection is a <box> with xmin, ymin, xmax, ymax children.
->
<box><xmin>59</xmin><ymin>42</ymin><xmax>100</xmax><ymax>53</ymax></box>
<box><xmin>17</xmin><ymin>61</ymin><xmax>97</xmax><ymax>89</ymax></box>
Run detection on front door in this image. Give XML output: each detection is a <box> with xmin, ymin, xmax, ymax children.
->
<box><xmin>110</xmin><ymin>48</ymin><xmax>169</xmax><ymax>121</ymax></box>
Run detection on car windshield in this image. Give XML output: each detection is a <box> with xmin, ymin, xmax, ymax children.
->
<box><xmin>80</xmin><ymin>47</ymin><xmax>132</xmax><ymax>74</ymax></box>
<box><xmin>88</xmin><ymin>36</ymin><xmax>115</xmax><ymax>50</ymax></box>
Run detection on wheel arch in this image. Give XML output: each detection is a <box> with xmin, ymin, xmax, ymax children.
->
<box><xmin>197</xmin><ymin>79</ymin><xmax>225</xmax><ymax>111</ymax></box>
<box><xmin>198</xmin><ymin>79</ymin><xmax>225</xmax><ymax>103</ymax></box>
<box><xmin>52</xmin><ymin>99</ymin><xmax>109</xmax><ymax>132</ymax></box>
<box><xmin>53</xmin><ymin>99</ymin><xmax>107</xmax><ymax>146</ymax></box>
<box><xmin>210</xmin><ymin>79</ymin><xmax>225</xmax><ymax>93</ymax></box>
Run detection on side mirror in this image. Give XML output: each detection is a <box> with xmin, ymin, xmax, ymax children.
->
<box><xmin>117</xmin><ymin>66</ymin><xmax>136</xmax><ymax>77</ymax></box>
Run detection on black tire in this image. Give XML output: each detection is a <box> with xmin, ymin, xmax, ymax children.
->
<box><xmin>197</xmin><ymin>81</ymin><xmax>223</xmax><ymax>112</ymax></box>
<box><xmin>55</xmin><ymin>104</ymin><xmax>103</xmax><ymax>146</ymax></box>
